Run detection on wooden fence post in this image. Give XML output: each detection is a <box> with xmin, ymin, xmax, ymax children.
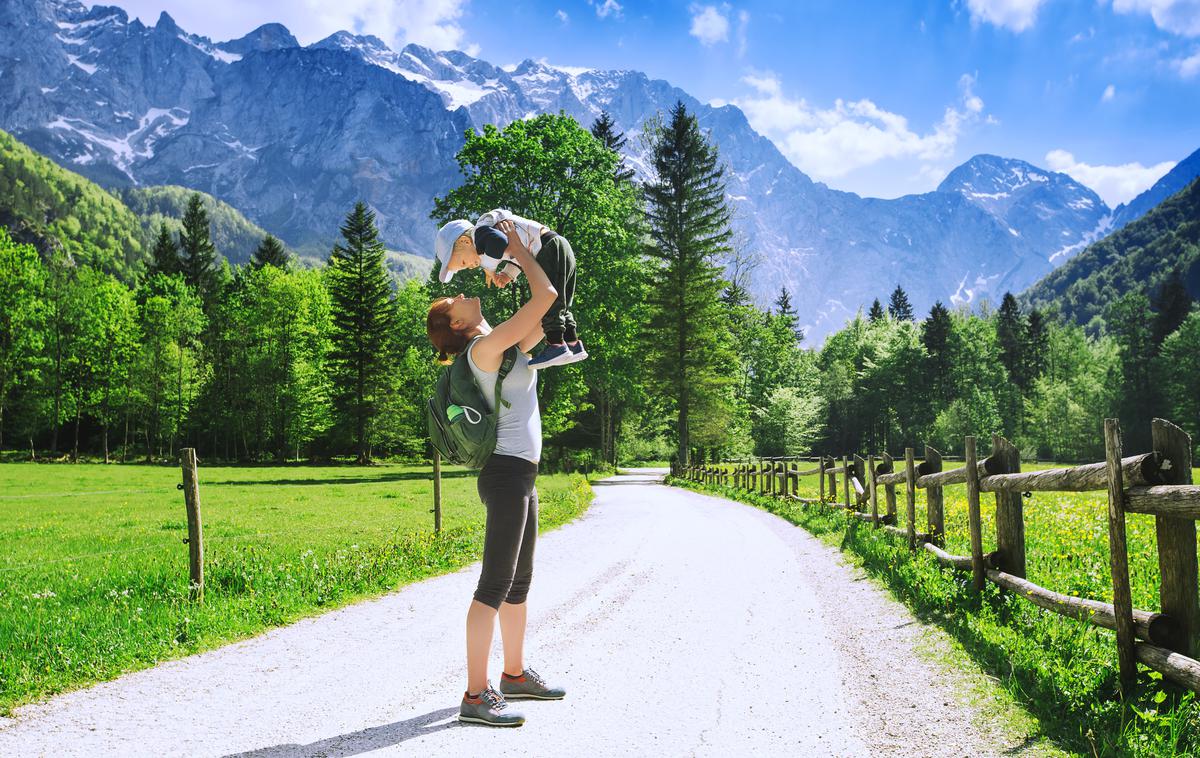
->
<box><xmin>925</xmin><ymin>445</ymin><xmax>944</xmax><ymax>546</ymax></box>
<box><xmin>180</xmin><ymin>448</ymin><xmax>204</xmax><ymax>603</ymax></box>
<box><xmin>904</xmin><ymin>447</ymin><xmax>917</xmax><ymax>550</ymax></box>
<box><xmin>828</xmin><ymin>458</ymin><xmax>838</xmax><ymax>505</ymax></box>
<box><xmin>433</xmin><ymin>450</ymin><xmax>443</xmax><ymax>534</ymax></box>
<box><xmin>882</xmin><ymin>453</ymin><xmax>897</xmax><ymax>524</ymax></box>
<box><xmin>819</xmin><ymin>457</ymin><xmax>826</xmax><ymax>502</ymax></box>
<box><xmin>1152</xmin><ymin>418</ymin><xmax>1198</xmax><ymax>657</ymax></box>
<box><xmin>868</xmin><ymin>454</ymin><xmax>879</xmax><ymax>524</ymax></box>
<box><xmin>789</xmin><ymin>460</ymin><xmax>798</xmax><ymax>497</ymax></box>
<box><xmin>853</xmin><ymin>455</ymin><xmax>866</xmax><ymax>511</ymax></box>
<box><xmin>965</xmin><ymin>436</ymin><xmax>985</xmax><ymax>592</ymax></box>
<box><xmin>992</xmin><ymin>435</ymin><xmax>1026</xmax><ymax>578</ymax></box>
<box><xmin>843</xmin><ymin>455</ymin><xmax>851</xmax><ymax>509</ymax></box>
<box><xmin>1104</xmin><ymin>418</ymin><xmax>1138</xmax><ymax>692</ymax></box>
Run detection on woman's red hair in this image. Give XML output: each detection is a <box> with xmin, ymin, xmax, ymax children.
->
<box><xmin>427</xmin><ymin>298</ymin><xmax>470</xmax><ymax>364</ymax></box>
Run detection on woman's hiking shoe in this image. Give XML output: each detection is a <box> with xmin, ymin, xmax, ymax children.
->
<box><xmin>498</xmin><ymin>668</ymin><xmax>567</xmax><ymax>700</ymax></box>
<box><xmin>529</xmin><ymin>343</ymin><xmax>573</xmax><ymax>368</ymax></box>
<box><xmin>459</xmin><ymin>683</ymin><xmax>525</xmax><ymax>727</ymax></box>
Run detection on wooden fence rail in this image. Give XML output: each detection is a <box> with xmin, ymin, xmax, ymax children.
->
<box><xmin>671</xmin><ymin>417</ymin><xmax>1200</xmax><ymax>696</ymax></box>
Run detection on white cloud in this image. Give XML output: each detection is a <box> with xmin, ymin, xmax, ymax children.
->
<box><xmin>1102</xmin><ymin>83</ymin><xmax>1116</xmax><ymax>100</ymax></box>
<box><xmin>965</xmin><ymin>0</ymin><xmax>1048</xmax><ymax>32</ymax></box>
<box><xmin>1045</xmin><ymin>149</ymin><xmax>1177</xmax><ymax>206</ymax></box>
<box><xmin>556</xmin><ymin>9</ymin><xmax>569</xmax><ymax>23</ymax></box>
<box><xmin>1112</xmin><ymin>0</ymin><xmax>1200</xmax><ymax>37</ymax></box>
<box><xmin>109</xmin><ymin>0</ymin><xmax>474</xmax><ymax>52</ymax></box>
<box><xmin>731</xmin><ymin>71</ymin><xmax>988</xmax><ymax>180</ymax></box>
<box><xmin>591</xmin><ymin>0</ymin><xmax>624</xmax><ymax>20</ymax></box>
<box><xmin>1175</xmin><ymin>49</ymin><xmax>1200</xmax><ymax>75</ymax></box>
<box><xmin>736</xmin><ymin>10</ymin><xmax>750</xmax><ymax>56</ymax></box>
<box><xmin>689</xmin><ymin>4</ymin><xmax>730</xmax><ymax>46</ymax></box>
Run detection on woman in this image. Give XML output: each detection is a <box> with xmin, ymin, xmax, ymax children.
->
<box><xmin>426</xmin><ymin>219</ymin><xmax>567</xmax><ymax>728</ymax></box>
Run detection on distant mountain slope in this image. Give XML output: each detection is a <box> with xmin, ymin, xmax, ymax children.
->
<box><xmin>119</xmin><ymin>185</ymin><xmax>288</xmax><ymax>266</ymax></box>
<box><xmin>1023</xmin><ymin>177</ymin><xmax>1200</xmax><ymax>327</ymax></box>
<box><xmin>1110</xmin><ymin>148</ymin><xmax>1200</xmax><ymax>231</ymax></box>
<box><xmin>2</xmin><ymin>0</ymin><xmax>1172</xmax><ymax>338</ymax></box>
<box><xmin>0</xmin><ymin>127</ymin><xmax>144</xmax><ymax>280</ymax></box>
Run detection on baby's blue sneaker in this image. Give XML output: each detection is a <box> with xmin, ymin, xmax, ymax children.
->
<box><xmin>563</xmin><ymin>340</ymin><xmax>588</xmax><ymax>364</ymax></box>
<box><xmin>529</xmin><ymin>343</ymin><xmax>573</xmax><ymax>368</ymax></box>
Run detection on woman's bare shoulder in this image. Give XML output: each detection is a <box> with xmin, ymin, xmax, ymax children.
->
<box><xmin>468</xmin><ymin>334</ymin><xmax>503</xmax><ymax>372</ymax></box>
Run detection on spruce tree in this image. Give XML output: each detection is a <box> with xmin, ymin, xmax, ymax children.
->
<box><xmin>147</xmin><ymin>222</ymin><xmax>179</xmax><ymax>279</ymax></box>
<box><xmin>996</xmin><ymin>292</ymin><xmax>1028</xmax><ymax>390</ymax></box>
<box><xmin>1151</xmin><ymin>267</ymin><xmax>1194</xmax><ymax>348</ymax></box>
<box><xmin>1025</xmin><ymin>308</ymin><xmax>1048</xmax><ymax>385</ymax></box>
<box><xmin>590</xmin><ymin>110</ymin><xmax>635</xmax><ymax>183</ymax></box>
<box><xmin>868</xmin><ymin>298</ymin><xmax>885</xmax><ymax>322</ymax></box>
<box><xmin>774</xmin><ymin>287</ymin><xmax>801</xmax><ymax>340</ymax></box>
<box><xmin>922</xmin><ymin>301</ymin><xmax>953</xmax><ymax>402</ymax></box>
<box><xmin>326</xmin><ymin>201</ymin><xmax>395</xmax><ymax>463</ymax></box>
<box><xmin>251</xmin><ymin>234</ymin><xmax>290</xmax><ymax>270</ymax></box>
<box><xmin>642</xmin><ymin>101</ymin><xmax>736</xmax><ymax>466</ymax></box>
<box><xmin>887</xmin><ymin>285</ymin><xmax>913</xmax><ymax>321</ymax></box>
<box><xmin>177</xmin><ymin>193</ymin><xmax>218</xmax><ymax>299</ymax></box>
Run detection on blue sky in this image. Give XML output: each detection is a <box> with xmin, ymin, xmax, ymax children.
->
<box><xmin>95</xmin><ymin>0</ymin><xmax>1200</xmax><ymax>207</ymax></box>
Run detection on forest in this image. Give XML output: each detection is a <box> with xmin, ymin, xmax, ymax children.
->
<box><xmin>1</xmin><ymin>107</ymin><xmax>1198</xmax><ymax>468</ymax></box>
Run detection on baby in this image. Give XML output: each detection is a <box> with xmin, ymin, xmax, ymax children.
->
<box><xmin>435</xmin><ymin>209</ymin><xmax>586</xmax><ymax>368</ymax></box>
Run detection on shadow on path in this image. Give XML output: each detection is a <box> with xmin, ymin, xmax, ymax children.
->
<box><xmin>224</xmin><ymin>707</ymin><xmax>462</xmax><ymax>757</ymax></box>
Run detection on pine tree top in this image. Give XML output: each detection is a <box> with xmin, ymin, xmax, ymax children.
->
<box><xmin>887</xmin><ymin>285</ymin><xmax>913</xmax><ymax>321</ymax></box>
<box><xmin>251</xmin><ymin>234</ymin><xmax>290</xmax><ymax>270</ymax></box>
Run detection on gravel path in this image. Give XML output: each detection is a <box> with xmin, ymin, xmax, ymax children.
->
<box><xmin>0</xmin><ymin>469</ymin><xmax>1021</xmax><ymax>757</ymax></box>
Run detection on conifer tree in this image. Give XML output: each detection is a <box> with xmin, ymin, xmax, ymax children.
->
<box><xmin>642</xmin><ymin>101</ymin><xmax>737</xmax><ymax>466</ymax></box>
<box><xmin>147</xmin><ymin>222</ymin><xmax>179</xmax><ymax>279</ymax></box>
<box><xmin>177</xmin><ymin>193</ymin><xmax>218</xmax><ymax>299</ymax></box>
<box><xmin>868</xmin><ymin>298</ymin><xmax>885</xmax><ymax>322</ymax></box>
<box><xmin>326</xmin><ymin>201</ymin><xmax>396</xmax><ymax>464</ymax></box>
<box><xmin>1025</xmin><ymin>307</ymin><xmax>1048</xmax><ymax>385</ymax></box>
<box><xmin>922</xmin><ymin>301</ymin><xmax>953</xmax><ymax>402</ymax></box>
<box><xmin>773</xmin><ymin>287</ymin><xmax>801</xmax><ymax>339</ymax></box>
<box><xmin>251</xmin><ymin>234</ymin><xmax>290</xmax><ymax>270</ymax></box>
<box><xmin>996</xmin><ymin>292</ymin><xmax>1028</xmax><ymax>390</ymax></box>
<box><xmin>1151</xmin><ymin>267</ymin><xmax>1194</xmax><ymax>348</ymax></box>
<box><xmin>887</xmin><ymin>285</ymin><xmax>913</xmax><ymax>321</ymax></box>
<box><xmin>590</xmin><ymin>110</ymin><xmax>635</xmax><ymax>183</ymax></box>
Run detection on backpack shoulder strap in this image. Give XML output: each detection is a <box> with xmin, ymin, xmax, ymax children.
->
<box><xmin>493</xmin><ymin>346</ymin><xmax>518</xmax><ymax>411</ymax></box>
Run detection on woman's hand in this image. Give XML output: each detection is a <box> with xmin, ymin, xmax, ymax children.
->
<box><xmin>496</xmin><ymin>219</ymin><xmax>530</xmax><ymax>260</ymax></box>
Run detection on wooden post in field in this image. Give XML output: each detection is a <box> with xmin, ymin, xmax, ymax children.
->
<box><xmin>843</xmin><ymin>455</ymin><xmax>851</xmax><ymax>509</ymax></box>
<box><xmin>180</xmin><ymin>448</ymin><xmax>204</xmax><ymax>602</ymax></box>
<box><xmin>818</xmin><ymin>457</ymin><xmax>826</xmax><ymax>502</ymax></box>
<box><xmin>965</xmin><ymin>436</ymin><xmax>985</xmax><ymax>592</ymax></box>
<box><xmin>882</xmin><ymin>453</ymin><xmax>897</xmax><ymax>524</ymax></box>
<box><xmin>868</xmin><ymin>454</ymin><xmax>879</xmax><ymax>524</ymax></box>
<box><xmin>1152</xmin><ymin>418</ymin><xmax>1198</xmax><ymax>657</ymax></box>
<box><xmin>433</xmin><ymin>451</ymin><xmax>444</xmax><ymax>531</ymax></box>
<box><xmin>853</xmin><ymin>455</ymin><xmax>867</xmax><ymax>510</ymax></box>
<box><xmin>992</xmin><ymin>435</ymin><xmax>1026</xmax><ymax>578</ymax></box>
<box><xmin>789</xmin><ymin>460</ymin><xmax>798</xmax><ymax>497</ymax></box>
<box><xmin>1104</xmin><ymin>418</ymin><xmax>1137</xmax><ymax>692</ymax></box>
<box><xmin>904</xmin><ymin>448</ymin><xmax>917</xmax><ymax>550</ymax></box>
<box><xmin>828</xmin><ymin>458</ymin><xmax>838</xmax><ymax>505</ymax></box>
<box><xmin>925</xmin><ymin>445</ymin><xmax>944</xmax><ymax>547</ymax></box>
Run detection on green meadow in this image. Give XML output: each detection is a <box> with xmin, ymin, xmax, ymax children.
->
<box><xmin>0</xmin><ymin>463</ymin><xmax>592</xmax><ymax>714</ymax></box>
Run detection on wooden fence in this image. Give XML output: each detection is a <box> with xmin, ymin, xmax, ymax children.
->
<box><xmin>672</xmin><ymin>418</ymin><xmax>1200</xmax><ymax>696</ymax></box>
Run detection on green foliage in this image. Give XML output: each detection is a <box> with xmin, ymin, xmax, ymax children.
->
<box><xmin>147</xmin><ymin>222</ymin><xmax>179</xmax><ymax>279</ymax></box>
<box><xmin>887</xmin><ymin>284</ymin><xmax>914</xmax><ymax>321</ymax></box>
<box><xmin>250</xmin><ymin>234</ymin><xmax>290</xmax><ymax>270</ymax></box>
<box><xmin>431</xmin><ymin>112</ymin><xmax>651</xmax><ymax>463</ymax></box>
<box><xmin>1158</xmin><ymin>311</ymin><xmax>1200</xmax><ymax>456</ymax></box>
<box><xmin>119</xmin><ymin>185</ymin><xmax>286</xmax><ymax>267</ymax></box>
<box><xmin>0</xmin><ymin>128</ymin><xmax>145</xmax><ymax>281</ymax></box>
<box><xmin>326</xmin><ymin>202</ymin><xmax>396</xmax><ymax>463</ymax></box>
<box><xmin>177</xmin><ymin>193</ymin><xmax>219</xmax><ymax>303</ymax></box>
<box><xmin>642</xmin><ymin>101</ymin><xmax>737</xmax><ymax>464</ymax></box>
<box><xmin>0</xmin><ymin>229</ymin><xmax>46</xmax><ymax>450</ymax></box>
<box><xmin>755</xmin><ymin>386</ymin><xmax>823</xmax><ymax>456</ymax></box>
<box><xmin>1025</xmin><ymin>176</ymin><xmax>1200</xmax><ymax>328</ymax></box>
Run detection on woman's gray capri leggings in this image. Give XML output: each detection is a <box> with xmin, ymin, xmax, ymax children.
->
<box><xmin>474</xmin><ymin>454</ymin><xmax>539</xmax><ymax>609</ymax></box>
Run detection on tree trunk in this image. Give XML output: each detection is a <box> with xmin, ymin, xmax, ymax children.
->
<box><xmin>72</xmin><ymin>407</ymin><xmax>81</xmax><ymax>462</ymax></box>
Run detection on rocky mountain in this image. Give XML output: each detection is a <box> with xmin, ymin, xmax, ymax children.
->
<box><xmin>1</xmin><ymin>0</ymin><xmax>1182</xmax><ymax>338</ymax></box>
<box><xmin>1110</xmin><ymin>147</ymin><xmax>1200</xmax><ymax>231</ymax></box>
<box><xmin>1023</xmin><ymin>177</ymin><xmax>1200</xmax><ymax>329</ymax></box>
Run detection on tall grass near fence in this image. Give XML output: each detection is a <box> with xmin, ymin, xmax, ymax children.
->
<box><xmin>0</xmin><ymin>463</ymin><xmax>593</xmax><ymax>714</ymax></box>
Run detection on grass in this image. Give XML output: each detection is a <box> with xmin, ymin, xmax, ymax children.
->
<box><xmin>0</xmin><ymin>462</ymin><xmax>593</xmax><ymax>715</ymax></box>
<box><xmin>672</xmin><ymin>464</ymin><xmax>1200</xmax><ymax>757</ymax></box>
